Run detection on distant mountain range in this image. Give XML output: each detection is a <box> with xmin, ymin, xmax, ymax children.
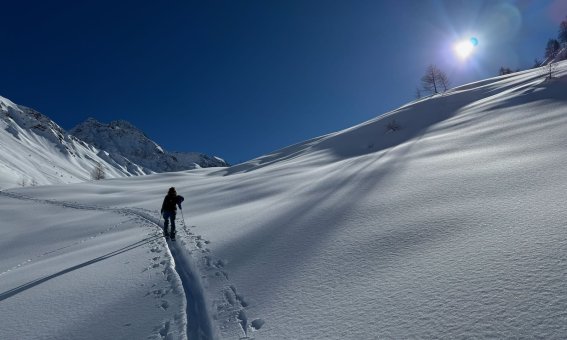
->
<box><xmin>0</xmin><ymin>95</ymin><xmax>228</xmax><ymax>188</ymax></box>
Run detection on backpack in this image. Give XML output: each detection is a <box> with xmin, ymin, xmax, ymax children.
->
<box><xmin>163</xmin><ymin>194</ymin><xmax>178</xmax><ymax>211</ymax></box>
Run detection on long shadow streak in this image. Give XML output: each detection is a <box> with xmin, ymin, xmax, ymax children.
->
<box><xmin>0</xmin><ymin>234</ymin><xmax>162</xmax><ymax>302</ymax></box>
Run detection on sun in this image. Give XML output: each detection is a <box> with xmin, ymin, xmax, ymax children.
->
<box><xmin>454</xmin><ymin>37</ymin><xmax>478</xmax><ymax>59</ymax></box>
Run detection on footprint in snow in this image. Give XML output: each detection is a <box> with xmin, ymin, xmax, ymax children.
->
<box><xmin>158</xmin><ymin>321</ymin><xmax>170</xmax><ymax>337</ymax></box>
<box><xmin>215</xmin><ymin>271</ymin><xmax>229</xmax><ymax>280</ymax></box>
<box><xmin>251</xmin><ymin>319</ymin><xmax>265</xmax><ymax>330</ymax></box>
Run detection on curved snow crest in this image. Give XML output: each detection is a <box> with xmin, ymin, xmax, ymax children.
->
<box><xmin>219</xmin><ymin>60</ymin><xmax>567</xmax><ymax>176</ymax></box>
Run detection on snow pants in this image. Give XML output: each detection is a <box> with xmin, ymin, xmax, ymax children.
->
<box><xmin>163</xmin><ymin>210</ymin><xmax>176</xmax><ymax>234</ymax></box>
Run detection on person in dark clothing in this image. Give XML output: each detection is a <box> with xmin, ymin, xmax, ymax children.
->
<box><xmin>161</xmin><ymin>187</ymin><xmax>184</xmax><ymax>238</ymax></box>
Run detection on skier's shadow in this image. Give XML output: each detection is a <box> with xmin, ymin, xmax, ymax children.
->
<box><xmin>0</xmin><ymin>234</ymin><xmax>162</xmax><ymax>302</ymax></box>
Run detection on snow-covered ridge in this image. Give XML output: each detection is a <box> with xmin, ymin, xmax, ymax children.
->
<box><xmin>0</xmin><ymin>97</ymin><xmax>228</xmax><ymax>188</ymax></box>
<box><xmin>220</xmin><ymin>60</ymin><xmax>567</xmax><ymax>176</ymax></box>
<box><xmin>1</xmin><ymin>97</ymin><xmax>68</xmax><ymax>150</ymax></box>
<box><xmin>70</xmin><ymin>118</ymin><xmax>228</xmax><ymax>173</ymax></box>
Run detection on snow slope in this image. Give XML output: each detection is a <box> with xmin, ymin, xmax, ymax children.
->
<box><xmin>0</xmin><ymin>98</ymin><xmax>227</xmax><ymax>189</ymax></box>
<box><xmin>0</xmin><ymin>96</ymin><xmax>137</xmax><ymax>188</ymax></box>
<box><xmin>2</xmin><ymin>61</ymin><xmax>567</xmax><ymax>339</ymax></box>
<box><xmin>0</xmin><ymin>191</ymin><xmax>187</xmax><ymax>339</ymax></box>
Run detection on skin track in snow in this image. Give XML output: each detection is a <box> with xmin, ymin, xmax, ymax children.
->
<box><xmin>168</xmin><ymin>239</ymin><xmax>216</xmax><ymax>340</ymax></box>
<box><xmin>0</xmin><ymin>191</ymin><xmax>218</xmax><ymax>340</ymax></box>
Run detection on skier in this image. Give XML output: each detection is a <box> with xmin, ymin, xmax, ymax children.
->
<box><xmin>161</xmin><ymin>187</ymin><xmax>184</xmax><ymax>240</ymax></box>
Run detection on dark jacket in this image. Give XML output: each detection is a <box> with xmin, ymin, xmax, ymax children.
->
<box><xmin>162</xmin><ymin>194</ymin><xmax>184</xmax><ymax>212</ymax></box>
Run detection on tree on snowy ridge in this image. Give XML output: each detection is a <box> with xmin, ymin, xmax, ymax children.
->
<box><xmin>499</xmin><ymin>66</ymin><xmax>513</xmax><ymax>75</ymax></box>
<box><xmin>542</xmin><ymin>39</ymin><xmax>561</xmax><ymax>79</ymax></box>
<box><xmin>499</xmin><ymin>66</ymin><xmax>510</xmax><ymax>75</ymax></box>
<box><xmin>558</xmin><ymin>16</ymin><xmax>567</xmax><ymax>45</ymax></box>
<box><xmin>545</xmin><ymin>39</ymin><xmax>560</xmax><ymax>60</ymax></box>
<box><xmin>437</xmin><ymin>70</ymin><xmax>450</xmax><ymax>92</ymax></box>
<box><xmin>421</xmin><ymin>64</ymin><xmax>449</xmax><ymax>94</ymax></box>
<box><xmin>91</xmin><ymin>162</ymin><xmax>106</xmax><ymax>180</ymax></box>
<box><xmin>557</xmin><ymin>16</ymin><xmax>567</xmax><ymax>61</ymax></box>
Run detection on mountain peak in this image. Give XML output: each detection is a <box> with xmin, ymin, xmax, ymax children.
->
<box><xmin>74</xmin><ymin>118</ymin><xmax>143</xmax><ymax>135</ymax></box>
<box><xmin>109</xmin><ymin>119</ymin><xmax>139</xmax><ymax>131</ymax></box>
<box><xmin>84</xmin><ymin>117</ymin><xmax>100</xmax><ymax>124</ymax></box>
<box><xmin>70</xmin><ymin>118</ymin><xmax>228</xmax><ymax>172</ymax></box>
<box><xmin>0</xmin><ymin>98</ymin><xmax>228</xmax><ymax>188</ymax></box>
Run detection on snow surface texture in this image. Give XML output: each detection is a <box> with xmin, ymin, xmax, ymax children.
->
<box><xmin>2</xmin><ymin>61</ymin><xmax>567</xmax><ymax>339</ymax></box>
<box><xmin>0</xmin><ymin>99</ymin><xmax>227</xmax><ymax>189</ymax></box>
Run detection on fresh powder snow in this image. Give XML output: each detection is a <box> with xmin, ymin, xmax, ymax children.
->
<box><xmin>1</xmin><ymin>61</ymin><xmax>567</xmax><ymax>339</ymax></box>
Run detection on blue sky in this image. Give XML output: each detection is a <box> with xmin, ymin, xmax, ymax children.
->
<box><xmin>1</xmin><ymin>0</ymin><xmax>564</xmax><ymax>163</ymax></box>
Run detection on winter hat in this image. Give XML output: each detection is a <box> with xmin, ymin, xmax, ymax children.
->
<box><xmin>168</xmin><ymin>187</ymin><xmax>176</xmax><ymax>194</ymax></box>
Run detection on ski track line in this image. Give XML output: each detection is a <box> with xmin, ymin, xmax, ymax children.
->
<box><xmin>0</xmin><ymin>219</ymin><xmax>130</xmax><ymax>277</ymax></box>
<box><xmin>0</xmin><ymin>190</ymin><xmax>216</xmax><ymax>340</ymax></box>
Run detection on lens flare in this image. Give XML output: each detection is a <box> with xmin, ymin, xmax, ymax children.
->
<box><xmin>454</xmin><ymin>37</ymin><xmax>478</xmax><ymax>59</ymax></box>
<box><xmin>455</xmin><ymin>40</ymin><xmax>474</xmax><ymax>58</ymax></box>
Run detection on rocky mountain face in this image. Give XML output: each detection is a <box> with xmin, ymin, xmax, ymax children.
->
<box><xmin>70</xmin><ymin>118</ymin><xmax>228</xmax><ymax>173</ymax></box>
<box><xmin>0</xmin><ymin>95</ymin><xmax>227</xmax><ymax>188</ymax></box>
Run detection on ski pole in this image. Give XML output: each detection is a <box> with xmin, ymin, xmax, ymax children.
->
<box><xmin>180</xmin><ymin>208</ymin><xmax>189</xmax><ymax>237</ymax></box>
<box><xmin>180</xmin><ymin>208</ymin><xmax>187</xmax><ymax>228</ymax></box>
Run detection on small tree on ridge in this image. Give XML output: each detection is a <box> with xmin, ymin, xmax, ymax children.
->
<box><xmin>421</xmin><ymin>64</ymin><xmax>449</xmax><ymax>95</ymax></box>
<box><xmin>91</xmin><ymin>162</ymin><xmax>106</xmax><ymax>181</ymax></box>
<box><xmin>545</xmin><ymin>39</ymin><xmax>560</xmax><ymax>60</ymax></box>
<box><xmin>558</xmin><ymin>16</ymin><xmax>567</xmax><ymax>45</ymax></box>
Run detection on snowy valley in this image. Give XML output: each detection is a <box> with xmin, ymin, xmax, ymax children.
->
<box><xmin>2</xmin><ymin>61</ymin><xmax>567</xmax><ymax>339</ymax></box>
